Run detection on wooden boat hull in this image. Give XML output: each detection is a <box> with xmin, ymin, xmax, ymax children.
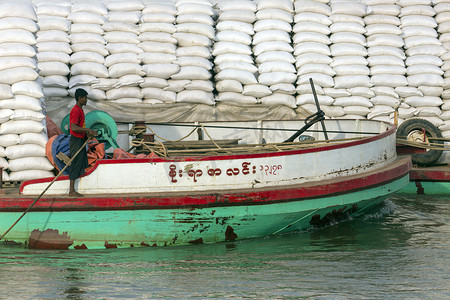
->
<box><xmin>0</xmin><ymin>156</ymin><xmax>410</xmax><ymax>249</ymax></box>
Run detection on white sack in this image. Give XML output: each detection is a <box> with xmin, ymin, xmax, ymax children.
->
<box><xmin>9</xmin><ymin>157</ymin><xmax>54</xmax><ymax>172</ymax></box>
<box><xmin>1</xmin><ymin>120</ymin><xmax>44</xmax><ymax>135</ymax></box>
<box><xmin>11</xmin><ymin>81</ymin><xmax>43</xmax><ymax>98</ymax></box>
<box><xmin>176</xmin><ymin>90</ymin><xmax>214</xmax><ymax>105</ymax></box>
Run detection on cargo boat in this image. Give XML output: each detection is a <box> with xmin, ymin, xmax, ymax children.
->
<box><xmin>0</xmin><ymin>118</ymin><xmax>411</xmax><ymax>249</ymax></box>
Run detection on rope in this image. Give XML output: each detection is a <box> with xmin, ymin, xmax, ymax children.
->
<box><xmin>199</xmin><ymin>124</ymin><xmax>223</xmax><ymax>150</ymax></box>
<box><xmin>130</xmin><ymin>139</ymin><xmax>167</xmax><ymax>157</ymax></box>
<box><xmin>145</xmin><ymin>124</ymin><xmax>198</xmax><ymax>142</ymax></box>
<box><xmin>396</xmin><ymin>138</ymin><xmax>450</xmax><ymax>151</ymax></box>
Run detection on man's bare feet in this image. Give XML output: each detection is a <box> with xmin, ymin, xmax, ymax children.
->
<box><xmin>69</xmin><ymin>191</ymin><xmax>83</xmax><ymax>197</ymax></box>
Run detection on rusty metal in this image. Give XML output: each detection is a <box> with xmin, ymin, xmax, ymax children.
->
<box><xmin>225</xmin><ymin>226</ymin><xmax>237</xmax><ymax>241</ymax></box>
<box><xmin>28</xmin><ymin>229</ymin><xmax>73</xmax><ymax>250</ymax></box>
<box><xmin>104</xmin><ymin>241</ymin><xmax>117</xmax><ymax>248</ymax></box>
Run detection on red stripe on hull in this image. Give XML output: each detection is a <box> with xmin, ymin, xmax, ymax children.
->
<box><xmin>410</xmin><ymin>168</ymin><xmax>450</xmax><ymax>182</ymax></box>
<box><xmin>2</xmin><ymin>156</ymin><xmax>411</xmax><ymax>212</ymax></box>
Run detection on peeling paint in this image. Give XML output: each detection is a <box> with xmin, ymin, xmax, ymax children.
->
<box><xmin>216</xmin><ymin>217</ymin><xmax>231</xmax><ymax>226</ymax></box>
<box><xmin>188</xmin><ymin>238</ymin><xmax>203</xmax><ymax>244</ymax></box>
<box><xmin>199</xmin><ymin>225</ymin><xmax>210</xmax><ymax>233</ymax></box>
<box><xmin>28</xmin><ymin>229</ymin><xmax>73</xmax><ymax>250</ymax></box>
<box><xmin>225</xmin><ymin>226</ymin><xmax>237</xmax><ymax>241</ymax></box>
<box><xmin>1</xmin><ymin>240</ymin><xmax>22</xmax><ymax>247</ymax></box>
<box><xmin>104</xmin><ymin>241</ymin><xmax>117</xmax><ymax>249</ymax></box>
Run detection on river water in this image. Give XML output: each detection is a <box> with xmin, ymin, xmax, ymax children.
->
<box><xmin>0</xmin><ymin>194</ymin><xmax>448</xmax><ymax>299</ymax></box>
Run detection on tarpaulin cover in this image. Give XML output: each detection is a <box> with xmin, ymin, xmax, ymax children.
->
<box><xmin>47</xmin><ymin>134</ymin><xmax>106</xmax><ymax>175</ymax></box>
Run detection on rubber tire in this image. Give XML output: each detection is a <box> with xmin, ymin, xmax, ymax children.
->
<box><xmin>397</xmin><ymin>119</ymin><xmax>443</xmax><ymax>166</ymax></box>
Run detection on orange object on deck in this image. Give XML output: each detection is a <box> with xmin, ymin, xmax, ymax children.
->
<box><xmin>113</xmin><ymin>148</ymin><xmax>158</xmax><ymax>159</ymax></box>
<box><xmin>46</xmin><ymin>116</ymin><xmax>63</xmax><ymax>138</ymax></box>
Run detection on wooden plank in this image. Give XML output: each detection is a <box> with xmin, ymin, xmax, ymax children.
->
<box><xmin>56</xmin><ymin>152</ymin><xmax>71</xmax><ymax>165</ymax></box>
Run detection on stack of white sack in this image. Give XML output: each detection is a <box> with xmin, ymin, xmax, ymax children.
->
<box><xmin>399</xmin><ymin>0</ymin><xmax>445</xmax><ymax>128</ymax></box>
<box><xmin>329</xmin><ymin>0</ymin><xmax>371</xmax><ymax>120</ymax></box>
<box><xmin>0</xmin><ymin>1</ymin><xmax>53</xmax><ymax>182</ymax></box>
<box><xmin>139</xmin><ymin>2</ymin><xmax>178</xmax><ymax>104</ymax></box>
<box><xmin>294</xmin><ymin>0</ymin><xmax>338</xmax><ymax>117</ymax></box>
<box><xmin>435</xmin><ymin>0</ymin><xmax>450</xmax><ymax>138</ymax></box>
<box><xmin>68</xmin><ymin>2</ymin><xmax>108</xmax><ymax>101</ymax></box>
<box><xmin>214</xmin><ymin>0</ymin><xmax>258</xmax><ymax>105</ymax></box>
<box><xmin>363</xmin><ymin>0</ymin><xmax>405</xmax><ymax>123</ymax></box>
<box><xmin>36</xmin><ymin>2</ymin><xmax>71</xmax><ymax>99</ymax></box>
<box><xmin>103</xmin><ymin>0</ymin><xmax>145</xmax><ymax>104</ymax></box>
<box><xmin>172</xmin><ymin>0</ymin><xmax>214</xmax><ymax>105</ymax></box>
<box><xmin>254</xmin><ymin>0</ymin><xmax>296</xmax><ymax>108</ymax></box>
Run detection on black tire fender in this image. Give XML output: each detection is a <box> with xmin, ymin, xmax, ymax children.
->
<box><xmin>397</xmin><ymin>118</ymin><xmax>443</xmax><ymax>166</ymax></box>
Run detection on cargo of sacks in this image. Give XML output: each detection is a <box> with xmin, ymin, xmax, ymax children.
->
<box><xmin>214</xmin><ymin>0</ymin><xmax>259</xmax><ymax>105</ymax></box>
<box><xmin>104</xmin><ymin>0</ymin><xmax>145</xmax><ymax>104</ymax></box>
<box><xmin>254</xmin><ymin>0</ymin><xmax>297</xmax><ymax>108</ymax></box>
<box><xmin>68</xmin><ymin>2</ymin><xmax>109</xmax><ymax>101</ymax></box>
<box><xmin>139</xmin><ymin>2</ymin><xmax>178</xmax><ymax>105</ymax></box>
<box><xmin>435</xmin><ymin>0</ymin><xmax>450</xmax><ymax>139</ymax></box>
<box><xmin>172</xmin><ymin>0</ymin><xmax>215</xmax><ymax>105</ymax></box>
<box><xmin>36</xmin><ymin>1</ymin><xmax>71</xmax><ymax>99</ymax></box>
<box><xmin>399</xmin><ymin>0</ymin><xmax>445</xmax><ymax>129</ymax></box>
<box><xmin>293</xmin><ymin>0</ymin><xmax>337</xmax><ymax>117</ymax></box>
<box><xmin>364</xmin><ymin>0</ymin><xmax>405</xmax><ymax>124</ymax></box>
<box><xmin>34</xmin><ymin>0</ymin><xmax>450</xmax><ymax>124</ymax></box>
<box><xmin>0</xmin><ymin>2</ymin><xmax>53</xmax><ymax>182</ymax></box>
<box><xmin>329</xmin><ymin>0</ymin><xmax>373</xmax><ymax>120</ymax></box>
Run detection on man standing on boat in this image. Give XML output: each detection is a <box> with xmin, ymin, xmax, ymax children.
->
<box><xmin>69</xmin><ymin>88</ymin><xmax>97</xmax><ymax>197</ymax></box>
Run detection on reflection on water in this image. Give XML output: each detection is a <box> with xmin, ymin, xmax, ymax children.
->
<box><xmin>0</xmin><ymin>195</ymin><xmax>449</xmax><ymax>299</ymax></box>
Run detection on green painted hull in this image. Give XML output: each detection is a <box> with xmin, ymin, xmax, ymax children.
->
<box><xmin>397</xmin><ymin>181</ymin><xmax>450</xmax><ymax>195</ymax></box>
<box><xmin>0</xmin><ymin>174</ymin><xmax>409</xmax><ymax>249</ymax></box>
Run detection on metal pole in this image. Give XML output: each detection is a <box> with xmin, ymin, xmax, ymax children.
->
<box><xmin>309</xmin><ymin>78</ymin><xmax>329</xmax><ymax>140</ymax></box>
